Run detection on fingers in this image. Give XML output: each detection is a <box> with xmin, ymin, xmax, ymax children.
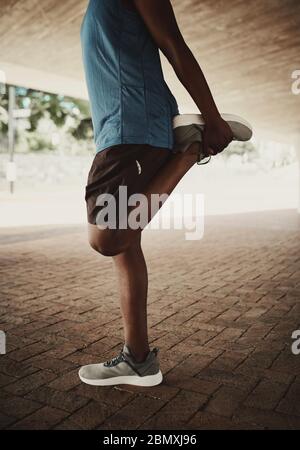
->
<box><xmin>202</xmin><ymin>124</ymin><xmax>233</xmax><ymax>157</ymax></box>
<box><xmin>202</xmin><ymin>129</ymin><xmax>218</xmax><ymax>156</ymax></box>
<box><xmin>212</xmin><ymin>135</ymin><xmax>233</xmax><ymax>154</ymax></box>
<box><xmin>215</xmin><ymin>142</ymin><xmax>229</xmax><ymax>154</ymax></box>
<box><xmin>208</xmin><ymin>143</ymin><xmax>229</xmax><ymax>156</ymax></box>
<box><xmin>207</xmin><ymin>147</ymin><xmax>218</xmax><ymax>156</ymax></box>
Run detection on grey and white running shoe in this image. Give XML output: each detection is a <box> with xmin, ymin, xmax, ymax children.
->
<box><xmin>78</xmin><ymin>344</ymin><xmax>163</xmax><ymax>387</ymax></box>
<box><xmin>172</xmin><ymin>113</ymin><xmax>253</xmax><ymax>164</ymax></box>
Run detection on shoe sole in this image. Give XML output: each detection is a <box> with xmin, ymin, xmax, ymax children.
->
<box><xmin>173</xmin><ymin>113</ymin><xmax>253</xmax><ymax>142</ymax></box>
<box><xmin>79</xmin><ymin>370</ymin><xmax>163</xmax><ymax>387</ymax></box>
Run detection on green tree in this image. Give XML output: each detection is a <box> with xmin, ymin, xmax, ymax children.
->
<box><xmin>0</xmin><ymin>85</ymin><xmax>93</xmax><ymax>151</ymax></box>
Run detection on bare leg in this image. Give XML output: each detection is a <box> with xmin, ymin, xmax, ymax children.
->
<box><xmin>88</xmin><ymin>141</ymin><xmax>201</xmax><ymax>255</ymax></box>
<box><xmin>89</xmin><ymin>142</ymin><xmax>203</xmax><ymax>361</ymax></box>
<box><xmin>112</xmin><ymin>232</ymin><xmax>149</xmax><ymax>362</ymax></box>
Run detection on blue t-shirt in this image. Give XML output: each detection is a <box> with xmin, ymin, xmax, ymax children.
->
<box><xmin>80</xmin><ymin>0</ymin><xmax>179</xmax><ymax>153</ymax></box>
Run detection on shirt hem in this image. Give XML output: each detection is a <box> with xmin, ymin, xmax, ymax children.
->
<box><xmin>95</xmin><ymin>137</ymin><xmax>173</xmax><ymax>154</ymax></box>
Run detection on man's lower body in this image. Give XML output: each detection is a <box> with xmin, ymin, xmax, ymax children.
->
<box><xmin>79</xmin><ymin>141</ymin><xmax>201</xmax><ymax>386</ymax></box>
<box><xmin>78</xmin><ymin>113</ymin><xmax>252</xmax><ymax>386</ymax></box>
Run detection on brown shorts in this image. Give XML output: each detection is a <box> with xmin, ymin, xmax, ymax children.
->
<box><xmin>85</xmin><ymin>144</ymin><xmax>172</xmax><ymax>225</ymax></box>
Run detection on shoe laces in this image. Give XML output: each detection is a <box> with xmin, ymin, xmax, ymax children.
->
<box><xmin>103</xmin><ymin>347</ymin><xmax>159</xmax><ymax>368</ymax></box>
<box><xmin>103</xmin><ymin>350</ymin><xmax>126</xmax><ymax>367</ymax></box>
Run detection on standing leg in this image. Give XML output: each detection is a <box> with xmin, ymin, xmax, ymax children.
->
<box><xmin>87</xmin><ymin>143</ymin><xmax>202</xmax><ymax>364</ymax></box>
<box><xmin>112</xmin><ymin>232</ymin><xmax>149</xmax><ymax>362</ymax></box>
<box><xmin>79</xmin><ymin>142</ymin><xmax>206</xmax><ymax>385</ymax></box>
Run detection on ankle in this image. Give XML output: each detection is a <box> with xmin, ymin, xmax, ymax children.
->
<box><xmin>177</xmin><ymin>142</ymin><xmax>200</xmax><ymax>163</ymax></box>
<box><xmin>134</xmin><ymin>352</ymin><xmax>149</xmax><ymax>363</ymax></box>
<box><xmin>126</xmin><ymin>343</ymin><xmax>150</xmax><ymax>363</ymax></box>
<box><xmin>185</xmin><ymin>141</ymin><xmax>202</xmax><ymax>156</ymax></box>
<box><xmin>174</xmin><ymin>149</ymin><xmax>197</xmax><ymax>171</ymax></box>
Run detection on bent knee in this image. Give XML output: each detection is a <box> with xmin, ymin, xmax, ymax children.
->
<box><xmin>88</xmin><ymin>231</ymin><xmax>128</xmax><ymax>257</ymax></box>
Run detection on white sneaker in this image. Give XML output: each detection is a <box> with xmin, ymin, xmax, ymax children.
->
<box><xmin>78</xmin><ymin>344</ymin><xmax>163</xmax><ymax>387</ymax></box>
<box><xmin>172</xmin><ymin>113</ymin><xmax>253</xmax><ymax>157</ymax></box>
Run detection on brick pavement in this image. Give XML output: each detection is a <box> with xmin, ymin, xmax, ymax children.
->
<box><xmin>0</xmin><ymin>210</ymin><xmax>299</xmax><ymax>430</ymax></box>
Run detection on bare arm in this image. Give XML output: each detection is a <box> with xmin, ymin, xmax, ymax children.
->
<box><xmin>133</xmin><ymin>0</ymin><xmax>233</xmax><ymax>154</ymax></box>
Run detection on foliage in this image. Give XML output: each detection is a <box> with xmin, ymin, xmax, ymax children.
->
<box><xmin>0</xmin><ymin>84</ymin><xmax>296</xmax><ymax>165</ymax></box>
<box><xmin>0</xmin><ymin>84</ymin><xmax>93</xmax><ymax>153</ymax></box>
<box><xmin>25</xmin><ymin>134</ymin><xmax>55</xmax><ymax>152</ymax></box>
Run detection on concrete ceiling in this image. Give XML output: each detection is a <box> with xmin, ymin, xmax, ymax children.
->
<box><xmin>0</xmin><ymin>0</ymin><xmax>299</xmax><ymax>143</ymax></box>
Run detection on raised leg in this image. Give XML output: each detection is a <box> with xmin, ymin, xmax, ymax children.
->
<box><xmin>88</xmin><ymin>141</ymin><xmax>201</xmax><ymax>256</ymax></box>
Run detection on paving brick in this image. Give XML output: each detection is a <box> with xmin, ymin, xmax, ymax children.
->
<box><xmin>140</xmin><ymin>390</ymin><xmax>207</xmax><ymax>429</ymax></box>
<box><xmin>165</xmin><ymin>373</ymin><xmax>220</xmax><ymax>396</ymax></box>
<box><xmin>83</xmin><ymin>336</ymin><xmax>124</xmax><ymax>356</ymax></box>
<box><xmin>3</xmin><ymin>370</ymin><xmax>57</xmax><ymax>396</ymax></box>
<box><xmin>205</xmin><ymin>386</ymin><xmax>248</xmax><ymax>417</ymax></box>
<box><xmin>187</xmin><ymin>411</ymin><xmax>261</xmax><ymax>430</ymax></box>
<box><xmin>0</xmin><ymin>391</ymin><xmax>41</xmax><ymax>419</ymax></box>
<box><xmin>98</xmin><ymin>396</ymin><xmax>165</xmax><ymax>430</ymax></box>
<box><xmin>64</xmin><ymin>351</ymin><xmax>97</xmax><ymax>366</ymax></box>
<box><xmin>53</xmin><ymin>418</ymin><xmax>85</xmax><ymax>430</ymax></box>
<box><xmin>208</xmin><ymin>350</ymin><xmax>247</xmax><ymax>371</ymax></box>
<box><xmin>214</xmin><ymin>308</ymin><xmax>244</xmax><ymax>322</ymax></box>
<box><xmin>207</xmin><ymin>327</ymin><xmax>246</xmax><ymax>349</ymax></box>
<box><xmin>1</xmin><ymin>215</ymin><xmax>300</xmax><ymax>429</ymax></box>
<box><xmin>115</xmin><ymin>383</ymin><xmax>179</xmax><ymax>402</ymax></box>
<box><xmin>25</xmin><ymin>355</ymin><xmax>77</xmax><ymax>374</ymax></box>
<box><xmin>243</xmin><ymin>380</ymin><xmax>288</xmax><ymax>410</ymax></box>
<box><xmin>236</xmin><ymin>362</ymin><xmax>294</xmax><ymax>385</ymax></box>
<box><xmin>8</xmin><ymin>341</ymin><xmax>52</xmax><ymax>362</ymax></box>
<box><xmin>0</xmin><ymin>372</ymin><xmax>16</xmax><ymax>387</ymax></box>
<box><xmin>8</xmin><ymin>406</ymin><xmax>68</xmax><ymax>430</ymax></box>
<box><xmin>67</xmin><ymin>400</ymin><xmax>117</xmax><ymax>430</ymax></box>
<box><xmin>276</xmin><ymin>378</ymin><xmax>300</xmax><ymax>417</ymax></box>
<box><xmin>233</xmin><ymin>406</ymin><xmax>300</xmax><ymax>430</ymax></box>
<box><xmin>166</xmin><ymin>353</ymin><xmax>215</xmax><ymax>378</ymax></box>
<box><xmin>270</xmin><ymin>350</ymin><xmax>300</xmax><ymax>375</ymax></box>
<box><xmin>159</xmin><ymin>356</ymin><xmax>186</xmax><ymax>374</ymax></box>
<box><xmin>47</xmin><ymin>368</ymin><xmax>81</xmax><ymax>391</ymax></box>
<box><xmin>197</xmin><ymin>367</ymin><xmax>258</xmax><ymax>392</ymax></box>
<box><xmin>170</xmin><ymin>329</ymin><xmax>220</xmax><ymax>354</ymax></box>
<box><xmin>25</xmin><ymin>385</ymin><xmax>89</xmax><ymax>413</ymax></box>
<box><xmin>241</xmin><ymin>347</ymin><xmax>282</xmax><ymax>370</ymax></box>
<box><xmin>0</xmin><ymin>356</ymin><xmax>39</xmax><ymax>378</ymax></box>
<box><xmin>41</xmin><ymin>344</ymin><xmax>79</xmax><ymax>359</ymax></box>
<box><xmin>72</xmin><ymin>384</ymin><xmax>135</xmax><ymax>408</ymax></box>
<box><xmin>150</xmin><ymin>330</ymin><xmax>195</xmax><ymax>352</ymax></box>
<box><xmin>0</xmin><ymin>412</ymin><xmax>16</xmax><ymax>429</ymax></box>
<box><xmin>9</xmin><ymin>320</ymin><xmax>52</xmax><ymax>336</ymax></box>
